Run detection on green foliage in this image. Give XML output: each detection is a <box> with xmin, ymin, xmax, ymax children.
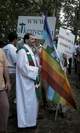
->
<box><xmin>0</xmin><ymin>0</ymin><xmax>80</xmax><ymax>40</ymax></box>
<box><xmin>0</xmin><ymin>0</ymin><xmax>32</xmax><ymax>40</ymax></box>
<box><xmin>62</xmin><ymin>0</ymin><xmax>80</xmax><ymax>38</ymax></box>
<box><xmin>0</xmin><ymin>0</ymin><xmax>64</xmax><ymax>40</ymax></box>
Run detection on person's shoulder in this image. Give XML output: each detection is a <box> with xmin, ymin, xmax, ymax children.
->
<box><xmin>0</xmin><ymin>48</ymin><xmax>2</xmax><ymax>52</ymax></box>
<box><xmin>17</xmin><ymin>46</ymin><xmax>27</xmax><ymax>54</ymax></box>
<box><xmin>8</xmin><ymin>43</ymin><xmax>15</xmax><ymax>48</ymax></box>
<box><xmin>0</xmin><ymin>48</ymin><xmax>4</xmax><ymax>53</ymax></box>
<box><xmin>24</xmin><ymin>44</ymin><xmax>32</xmax><ymax>52</ymax></box>
<box><xmin>0</xmin><ymin>48</ymin><xmax>6</xmax><ymax>57</ymax></box>
<box><xmin>7</xmin><ymin>44</ymin><xmax>17</xmax><ymax>51</ymax></box>
<box><xmin>3</xmin><ymin>43</ymin><xmax>12</xmax><ymax>49</ymax></box>
<box><xmin>24</xmin><ymin>44</ymin><xmax>29</xmax><ymax>48</ymax></box>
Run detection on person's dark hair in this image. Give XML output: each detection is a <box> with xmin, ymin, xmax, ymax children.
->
<box><xmin>23</xmin><ymin>33</ymin><xmax>32</xmax><ymax>43</ymax></box>
<box><xmin>0</xmin><ymin>41</ymin><xmax>6</xmax><ymax>48</ymax></box>
<box><xmin>8</xmin><ymin>32</ymin><xmax>17</xmax><ymax>42</ymax></box>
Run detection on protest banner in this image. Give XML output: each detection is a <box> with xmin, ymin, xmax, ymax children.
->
<box><xmin>57</xmin><ymin>27</ymin><xmax>75</xmax><ymax>58</ymax></box>
<box><xmin>17</xmin><ymin>16</ymin><xmax>56</xmax><ymax>39</ymax></box>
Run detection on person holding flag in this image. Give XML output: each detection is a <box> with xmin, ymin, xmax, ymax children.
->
<box><xmin>16</xmin><ymin>33</ymin><xmax>39</xmax><ymax>128</ymax></box>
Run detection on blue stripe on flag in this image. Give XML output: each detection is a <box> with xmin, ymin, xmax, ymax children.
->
<box><xmin>43</xmin><ymin>16</ymin><xmax>53</xmax><ymax>46</ymax></box>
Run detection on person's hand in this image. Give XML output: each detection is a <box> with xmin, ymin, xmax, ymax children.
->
<box><xmin>38</xmin><ymin>65</ymin><xmax>42</xmax><ymax>74</ymax></box>
<box><xmin>5</xmin><ymin>81</ymin><xmax>11</xmax><ymax>92</ymax></box>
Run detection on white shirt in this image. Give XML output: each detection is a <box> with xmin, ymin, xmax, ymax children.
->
<box><xmin>3</xmin><ymin>43</ymin><xmax>17</xmax><ymax>73</ymax></box>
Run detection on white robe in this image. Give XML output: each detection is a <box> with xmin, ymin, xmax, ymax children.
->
<box><xmin>16</xmin><ymin>44</ymin><xmax>39</xmax><ymax>128</ymax></box>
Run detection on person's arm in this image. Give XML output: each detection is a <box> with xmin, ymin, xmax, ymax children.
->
<box><xmin>3</xmin><ymin>51</ymin><xmax>11</xmax><ymax>91</ymax></box>
<box><xmin>4</xmin><ymin>67</ymin><xmax>11</xmax><ymax>91</ymax></box>
<box><xmin>17</xmin><ymin>49</ymin><xmax>39</xmax><ymax>81</ymax></box>
<box><xmin>9</xmin><ymin>45</ymin><xmax>17</xmax><ymax>64</ymax></box>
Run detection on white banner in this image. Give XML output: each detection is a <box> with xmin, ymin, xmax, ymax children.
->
<box><xmin>57</xmin><ymin>27</ymin><xmax>75</xmax><ymax>58</ymax></box>
<box><xmin>17</xmin><ymin>16</ymin><xmax>56</xmax><ymax>39</ymax></box>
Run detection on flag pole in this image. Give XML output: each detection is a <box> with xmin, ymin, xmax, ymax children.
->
<box><xmin>54</xmin><ymin>103</ymin><xmax>60</xmax><ymax>121</ymax></box>
<box><xmin>43</xmin><ymin>15</ymin><xmax>64</xmax><ymax>120</ymax></box>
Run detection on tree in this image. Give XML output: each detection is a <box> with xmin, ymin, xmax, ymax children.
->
<box><xmin>0</xmin><ymin>0</ymin><xmax>32</xmax><ymax>40</ymax></box>
<box><xmin>62</xmin><ymin>0</ymin><xmax>80</xmax><ymax>39</ymax></box>
<box><xmin>0</xmin><ymin>0</ymin><xmax>64</xmax><ymax>40</ymax></box>
<box><xmin>29</xmin><ymin>0</ymin><xmax>64</xmax><ymax>28</ymax></box>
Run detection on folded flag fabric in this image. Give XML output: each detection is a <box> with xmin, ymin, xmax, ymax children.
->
<box><xmin>47</xmin><ymin>86</ymin><xmax>60</xmax><ymax>104</ymax></box>
<box><xmin>46</xmin><ymin>46</ymin><xmax>62</xmax><ymax>104</ymax></box>
<box><xmin>40</xmin><ymin>15</ymin><xmax>76</xmax><ymax>109</ymax></box>
<box><xmin>39</xmin><ymin>47</ymin><xmax>76</xmax><ymax>109</ymax></box>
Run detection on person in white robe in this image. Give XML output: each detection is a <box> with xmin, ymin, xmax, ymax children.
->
<box><xmin>16</xmin><ymin>33</ymin><xmax>39</xmax><ymax>128</ymax></box>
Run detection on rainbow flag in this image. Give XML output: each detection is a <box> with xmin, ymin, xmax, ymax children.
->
<box><xmin>40</xmin><ymin>48</ymin><xmax>76</xmax><ymax>109</ymax></box>
<box><xmin>45</xmin><ymin>46</ymin><xmax>62</xmax><ymax>105</ymax></box>
<box><xmin>40</xmin><ymin>16</ymin><xmax>76</xmax><ymax>109</ymax></box>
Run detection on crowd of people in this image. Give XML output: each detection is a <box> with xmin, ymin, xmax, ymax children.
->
<box><xmin>0</xmin><ymin>31</ymin><xmax>80</xmax><ymax>133</ymax></box>
<box><xmin>0</xmin><ymin>32</ymin><xmax>41</xmax><ymax>132</ymax></box>
<box><xmin>74</xmin><ymin>41</ymin><xmax>80</xmax><ymax>79</ymax></box>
